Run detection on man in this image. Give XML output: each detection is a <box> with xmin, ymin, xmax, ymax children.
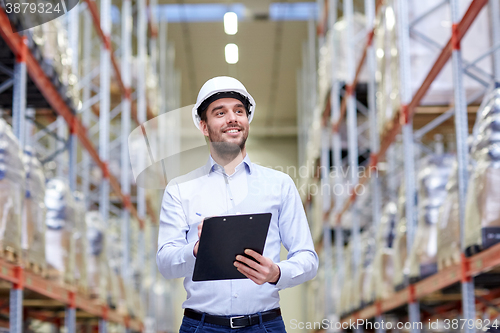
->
<box><xmin>157</xmin><ymin>76</ymin><xmax>318</xmax><ymax>332</ymax></box>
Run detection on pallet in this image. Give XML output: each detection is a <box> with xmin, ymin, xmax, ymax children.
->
<box><xmin>88</xmin><ymin>290</ymin><xmax>107</xmax><ymax>305</ymax></box>
<box><xmin>46</xmin><ymin>268</ymin><xmax>74</xmax><ymax>287</ymax></box>
<box><xmin>77</xmin><ymin>283</ymin><xmax>89</xmax><ymax>297</ymax></box>
<box><xmin>46</xmin><ymin>268</ymin><xmax>61</xmax><ymax>280</ymax></box>
<box><xmin>0</xmin><ymin>246</ymin><xmax>20</xmax><ymax>265</ymax></box>
<box><xmin>437</xmin><ymin>251</ymin><xmax>461</xmax><ymax>271</ymax></box>
<box><xmin>90</xmin><ymin>295</ymin><xmax>106</xmax><ymax>307</ymax></box>
<box><xmin>25</xmin><ymin>261</ymin><xmax>47</xmax><ymax>278</ymax></box>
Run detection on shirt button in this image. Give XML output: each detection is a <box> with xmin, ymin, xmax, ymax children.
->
<box><xmin>233</xmin><ymin>294</ymin><xmax>238</xmax><ymax>298</ymax></box>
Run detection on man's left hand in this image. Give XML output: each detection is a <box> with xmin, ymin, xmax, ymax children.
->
<box><xmin>234</xmin><ymin>249</ymin><xmax>280</xmax><ymax>285</ymax></box>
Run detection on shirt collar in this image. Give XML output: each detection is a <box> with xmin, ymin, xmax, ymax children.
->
<box><xmin>206</xmin><ymin>154</ymin><xmax>253</xmax><ymax>175</ymax></box>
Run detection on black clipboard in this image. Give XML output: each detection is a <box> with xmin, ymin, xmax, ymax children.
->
<box><xmin>192</xmin><ymin>213</ymin><xmax>272</xmax><ymax>281</ymax></box>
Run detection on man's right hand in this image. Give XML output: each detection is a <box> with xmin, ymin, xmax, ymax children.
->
<box><xmin>193</xmin><ymin>219</ymin><xmax>204</xmax><ymax>257</ymax></box>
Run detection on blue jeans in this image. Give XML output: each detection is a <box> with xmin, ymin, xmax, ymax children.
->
<box><xmin>179</xmin><ymin>315</ymin><xmax>287</xmax><ymax>332</ymax></box>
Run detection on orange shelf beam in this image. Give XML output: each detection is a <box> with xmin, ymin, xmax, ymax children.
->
<box><xmin>0</xmin><ymin>259</ymin><xmax>142</xmax><ymax>330</ymax></box>
<box><xmin>342</xmin><ymin>242</ymin><xmax>500</xmax><ymax>322</ymax></box>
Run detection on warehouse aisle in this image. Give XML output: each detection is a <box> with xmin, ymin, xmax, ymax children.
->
<box><xmin>1</xmin><ymin>0</ymin><xmax>500</xmax><ymax>332</ymax></box>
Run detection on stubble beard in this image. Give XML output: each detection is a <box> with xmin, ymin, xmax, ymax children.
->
<box><xmin>207</xmin><ymin>123</ymin><xmax>247</xmax><ymax>161</ymax></box>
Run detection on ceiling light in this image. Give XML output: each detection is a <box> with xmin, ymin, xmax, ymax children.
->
<box><xmin>224</xmin><ymin>12</ymin><xmax>238</xmax><ymax>35</ymax></box>
<box><xmin>385</xmin><ymin>7</ymin><xmax>395</xmax><ymax>31</ymax></box>
<box><xmin>225</xmin><ymin>43</ymin><xmax>239</xmax><ymax>64</ymax></box>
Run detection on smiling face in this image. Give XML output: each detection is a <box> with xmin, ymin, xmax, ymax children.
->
<box><xmin>199</xmin><ymin>97</ymin><xmax>250</xmax><ymax>152</ymax></box>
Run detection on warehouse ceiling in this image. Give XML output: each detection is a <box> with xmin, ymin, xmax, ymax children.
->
<box><xmin>158</xmin><ymin>0</ymin><xmax>369</xmax><ymax>138</ymax></box>
<box><xmin>159</xmin><ymin>0</ymin><xmax>315</xmax><ymax>136</ymax></box>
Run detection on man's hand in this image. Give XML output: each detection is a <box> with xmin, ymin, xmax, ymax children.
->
<box><xmin>193</xmin><ymin>219</ymin><xmax>203</xmax><ymax>257</ymax></box>
<box><xmin>234</xmin><ymin>249</ymin><xmax>281</xmax><ymax>285</ymax></box>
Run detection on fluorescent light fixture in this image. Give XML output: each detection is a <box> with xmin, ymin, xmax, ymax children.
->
<box><xmin>157</xmin><ymin>3</ymin><xmax>317</xmax><ymax>22</ymax></box>
<box><xmin>225</xmin><ymin>43</ymin><xmax>239</xmax><ymax>64</ymax></box>
<box><xmin>224</xmin><ymin>12</ymin><xmax>238</xmax><ymax>35</ymax></box>
<box><xmin>385</xmin><ymin>7</ymin><xmax>395</xmax><ymax>31</ymax></box>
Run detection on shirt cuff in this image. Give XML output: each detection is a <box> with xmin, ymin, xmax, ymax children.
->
<box><xmin>268</xmin><ymin>265</ymin><xmax>281</xmax><ymax>285</ymax></box>
<box><xmin>274</xmin><ymin>262</ymin><xmax>289</xmax><ymax>290</ymax></box>
<box><xmin>183</xmin><ymin>241</ymin><xmax>197</xmax><ymax>271</ymax></box>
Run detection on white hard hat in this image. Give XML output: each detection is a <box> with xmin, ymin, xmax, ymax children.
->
<box><xmin>192</xmin><ymin>76</ymin><xmax>256</xmax><ymax>129</ymax></box>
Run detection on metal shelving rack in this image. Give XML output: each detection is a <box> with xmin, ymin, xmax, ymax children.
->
<box><xmin>301</xmin><ymin>0</ymin><xmax>500</xmax><ymax>328</ymax></box>
<box><xmin>0</xmin><ymin>0</ymin><xmax>178</xmax><ymax>331</ymax></box>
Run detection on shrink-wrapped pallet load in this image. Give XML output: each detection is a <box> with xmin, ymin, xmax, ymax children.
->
<box><xmin>128</xmin><ymin>218</ymin><xmax>144</xmax><ymax>318</ymax></box>
<box><xmin>340</xmin><ymin>241</ymin><xmax>353</xmax><ymax>316</ymax></box>
<box><xmin>375</xmin><ymin>0</ymin><xmax>490</xmax><ymax>131</ymax></box>
<box><xmin>310</xmin><ymin>185</ymin><xmax>324</xmax><ymax>242</ymax></box>
<box><xmin>45</xmin><ymin>178</ymin><xmax>76</xmax><ymax>284</ymax></box>
<box><xmin>392</xmin><ymin>184</ymin><xmax>408</xmax><ymax>290</ymax></box>
<box><xmin>86</xmin><ymin>211</ymin><xmax>107</xmax><ymax>301</ymax></box>
<box><xmin>73</xmin><ymin>192</ymin><xmax>88</xmax><ymax>294</ymax></box>
<box><xmin>359</xmin><ymin>227</ymin><xmax>377</xmax><ymax>306</ymax></box>
<box><xmin>125</xmin><ymin>278</ymin><xmax>143</xmax><ymax>319</ymax></box>
<box><xmin>0</xmin><ymin>119</ymin><xmax>24</xmax><ymax>262</ymax></box>
<box><xmin>408</xmin><ymin>154</ymin><xmax>453</xmax><ymax>282</ymax></box>
<box><xmin>22</xmin><ymin>147</ymin><xmax>46</xmax><ymax>274</ymax></box>
<box><xmin>105</xmin><ymin>262</ymin><xmax>120</xmax><ymax>308</ymax></box>
<box><xmin>116</xmin><ymin>273</ymin><xmax>128</xmax><ymax>316</ymax></box>
<box><xmin>465</xmin><ymin>88</ymin><xmax>500</xmax><ymax>254</ymax></box>
<box><xmin>437</xmin><ymin>162</ymin><xmax>462</xmax><ymax>269</ymax></box>
<box><xmin>372</xmin><ymin>202</ymin><xmax>397</xmax><ymax>300</ymax></box>
<box><xmin>374</xmin><ymin>1</ymin><xmax>401</xmax><ymax>135</ymax></box>
<box><xmin>106</xmin><ymin>218</ymin><xmax>127</xmax><ymax>313</ymax></box>
<box><xmin>31</xmin><ymin>18</ymin><xmax>79</xmax><ymax>110</ymax></box>
<box><xmin>351</xmin><ymin>190</ymin><xmax>374</xmax><ymax>310</ymax></box>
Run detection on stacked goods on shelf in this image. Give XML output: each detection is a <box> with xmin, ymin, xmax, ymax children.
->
<box><xmin>392</xmin><ymin>184</ymin><xmax>408</xmax><ymax>290</ymax></box>
<box><xmin>142</xmin><ymin>227</ymin><xmax>154</xmax><ymax>319</ymax></box>
<box><xmin>31</xmin><ymin>18</ymin><xmax>79</xmax><ymax>111</ymax></box>
<box><xmin>356</xmin><ymin>187</ymin><xmax>373</xmax><ymax>231</ymax></box>
<box><xmin>0</xmin><ymin>119</ymin><xmax>24</xmax><ymax>262</ymax></box>
<box><xmin>45</xmin><ymin>178</ymin><xmax>76</xmax><ymax>284</ymax></box>
<box><xmin>131</xmin><ymin>56</ymin><xmax>160</xmax><ymax>117</ymax></box>
<box><xmin>374</xmin><ymin>0</ymin><xmax>490</xmax><ymax>130</ymax></box>
<box><xmin>107</xmin><ymin>218</ymin><xmax>127</xmax><ymax>315</ymax></box>
<box><xmin>408</xmin><ymin>0</ymin><xmax>491</xmax><ymax>105</ymax></box>
<box><xmin>340</xmin><ymin>240</ymin><xmax>353</xmax><ymax>316</ymax></box>
<box><xmin>147</xmin><ymin>57</ymin><xmax>160</xmax><ymax>116</ymax></box>
<box><xmin>465</xmin><ymin>88</ymin><xmax>500</xmax><ymax>255</ymax></box>
<box><xmin>128</xmin><ymin>281</ymin><xmax>144</xmax><ymax>320</ymax></box>
<box><xmin>311</xmin><ymin>181</ymin><xmax>325</xmax><ymax>242</ymax></box>
<box><xmin>351</xmin><ymin>191</ymin><xmax>374</xmax><ymax>309</ymax></box>
<box><xmin>372</xmin><ymin>202</ymin><xmax>397</xmax><ymax>300</ymax></box>
<box><xmin>330</xmin><ymin>13</ymin><xmax>369</xmax><ymax>83</ymax></box>
<box><xmin>355</xmin><ymin>227</ymin><xmax>376</xmax><ymax>307</ymax></box>
<box><xmin>86</xmin><ymin>211</ymin><xmax>107</xmax><ymax>302</ymax></box>
<box><xmin>374</xmin><ymin>2</ymin><xmax>400</xmax><ymax>134</ymax></box>
<box><xmin>408</xmin><ymin>154</ymin><xmax>453</xmax><ymax>282</ymax></box>
<box><xmin>128</xmin><ymin>218</ymin><xmax>145</xmax><ymax>319</ymax></box>
<box><xmin>437</xmin><ymin>161</ymin><xmax>461</xmax><ymax>269</ymax></box>
<box><xmin>22</xmin><ymin>147</ymin><xmax>47</xmax><ymax>275</ymax></box>
<box><xmin>73</xmin><ymin>192</ymin><xmax>88</xmax><ymax>294</ymax></box>
<box><xmin>361</xmin><ymin>227</ymin><xmax>377</xmax><ymax>306</ymax></box>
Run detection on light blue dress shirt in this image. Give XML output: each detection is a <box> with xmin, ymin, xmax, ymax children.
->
<box><xmin>156</xmin><ymin>154</ymin><xmax>318</xmax><ymax>316</ymax></box>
